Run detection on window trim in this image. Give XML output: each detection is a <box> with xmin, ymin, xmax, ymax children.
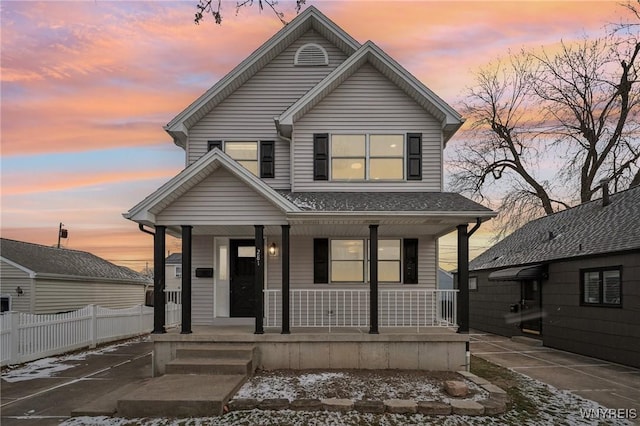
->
<box><xmin>208</xmin><ymin>140</ymin><xmax>276</xmax><ymax>178</ymax></box>
<box><xmin>0</xmin><ymin>294</ymin><xmax>11</xmax><ymax>312</ymax></box>
<box><xmin>329</xmin><ymin>238</ymin><xmax>404</xmax><ymax>284</ymax></box>
<box><xmin>329</xmin><ymin>133</ymin><xmax>405</xmax><ymax>182</ymax></box>
<box><xmin>579</xmin><ymin>266</ymin><xmax>622</xmax><ymax>308</ymax></box>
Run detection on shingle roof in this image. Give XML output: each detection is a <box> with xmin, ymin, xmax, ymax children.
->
<box><xmin>166</xmin><ymin>253</ymin><xmax>182</xmax><ymax>264</ymax></box>
<box><xmin>469</xmin><ymin>186</ymin><xmax>640</xmax><ymax>271</ymax></box>
<box><xmin>278</xmin><ymin>191</ymin><xmax>493</xmax><ymax>212</ymax></box>
<box><xmin>0</xmin><ymin>238</ymin><xmax>150</xmax><ymax>284</ymax></box>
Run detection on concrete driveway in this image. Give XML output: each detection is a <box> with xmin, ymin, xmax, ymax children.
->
<box><xmin>1</xmin><ymin>337</ymin><xmax>153</xmax><ymax>426</ymax></box>
<box><xmin>471</xmin><ymin>332</ymin><xmax>640</xmax><ymax>423</ymax></box>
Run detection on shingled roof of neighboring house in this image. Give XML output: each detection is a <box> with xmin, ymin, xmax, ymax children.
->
<box><xmin>166</xmin><ymin>253</ymin><xmax>182</xmax><ymax>264</ymax></box>
<box><xmin>278</xmin><ymin>191</ymin><xmax>493</xmax><ymax>212</ymax></box>
<box><xmin>0</xmin><ymin>238</ymin><xmax>150</xmax><ymax>284</ymax></box>
<box><xmin>469</xmin><ymin>185</ymin><xmax>640</xmax><ymax>271</ymax></box>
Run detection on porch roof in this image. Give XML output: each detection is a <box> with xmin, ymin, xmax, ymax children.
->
<box><xmin>279</xmin><ymin>191</ymin><xmax>494</xmax><ymax>214</ymax></box>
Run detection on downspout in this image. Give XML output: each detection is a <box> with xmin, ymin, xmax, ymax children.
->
<box><xmin>138</xmin><ymin>224</ymin><xmax>155</xmax><ymax>304</ymax></box>
<box><xmin>463</xmin><ymin>217</ymin><xmax>482</xmax><ymax>371</ymax></box>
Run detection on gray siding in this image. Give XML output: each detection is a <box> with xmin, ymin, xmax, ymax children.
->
<box><xmin>34</xmin><ymin>279</ymin><xmax>145</xmax><ymax>314</ymax></box>
<box><xmin>543</xmin><ymin>253</ymin><xmax>640</xmax><ymax>368</ymax></box>
<box><xmin>293</xmin><ymin>64</ymin><xmax>442</xmax><ymax>192</ymax></box>
<box><xmin>156</xmin><ymin>168</ymin><xmax>286</xmax><ymax>226</ymax></box>
<box><xmin>192</xmin><ymin>235</ymin><xmax>214</xmax><ymax>325</ymax></box>
<box><xmin>188</xmin><ymin>29</ymin><xmax>349</xmax><ymax>190</ymax></box>
<box><xmin>467</xmin><ymin>270</ymin><xmax>521</xmax><ymax>338</ymax></box>
<box><xmin>0</xmin><ymin>260</ymin><xmax>33</xmax><ymax>313</ymax></box>
<box><xmin>469</xmin><ymin>252</ymin><xmax>640</xmax><ymax>368</ymax></box>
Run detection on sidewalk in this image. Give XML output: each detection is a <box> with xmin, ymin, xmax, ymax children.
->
<box><xmin>1</xmin><ymin>337</ymin><xmax>153</xmax><ymax>426</ymax></box>
<box><xmin>471</xmin><ymin>332</ymin><xmax>640</xmax><ymax>422</ymax></box>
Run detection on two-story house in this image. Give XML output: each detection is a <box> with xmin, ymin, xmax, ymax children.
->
<box><xmin>124</xmin><ymin>7</ymin><xmax>494</xmax><ymax>374</ymax></box>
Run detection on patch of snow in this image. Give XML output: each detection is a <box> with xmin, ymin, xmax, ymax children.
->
<box><xmin>1</xmin><ymin>337</ymin><xmax>145</xmax><ymax>382</ymax></box>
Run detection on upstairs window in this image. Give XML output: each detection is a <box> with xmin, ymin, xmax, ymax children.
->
<box><xmin>208</xmin><ymin>140</ymin><xmax>274</xmax><ymax>178</ymax></box>
<box><xmin>294</xmin><ymin>43</ymin><xmax>328</xmax><ymax>66</ymax></box>
<box><xmin>581</xmin><ymin>266</ymin><xmax>622</xmax><ymax>307</ymax></box>
<box><xmin>330</xmin><ymin>134</ymin><xmax>404</xmax><ymax>181</ymax></box>
<box><xmin>175</xmin><ymin>266</ymin><xmax>182</xmax><ymax>278</ymax></box>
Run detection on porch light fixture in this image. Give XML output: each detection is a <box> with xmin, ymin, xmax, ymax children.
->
<box><xmin>15</xmin><ymin>286</ymin><xmax>24</xmax><ymax>296</ymax></box>
<box><xmin>268</xmin><ymin>242</ymin><xmax>278</xmax><ymax>257</ymax></box>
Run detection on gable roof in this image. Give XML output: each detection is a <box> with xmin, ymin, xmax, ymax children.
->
<box><xmin>276</xmin><ymin>41</ymin><xmax>464</xmax><ymax>143</ymax></box>
<box><xmin>164</xmin><ymin>6</ymin><xmax>360</xmax><ymax>147</ymax></box>
<box><xmin>124</xmin><ymin>148</ymin><xmax>301</xmax><ymax>224</ymax></box>
<box><xmin>0</xmin><ymin>238</ymin><xmax>149</xmax><ymax>284</ymax></box>
<box><xmin>469</xmin><ymin>186</ymin><xmax>640</xmax><ymax>271</ymax></box>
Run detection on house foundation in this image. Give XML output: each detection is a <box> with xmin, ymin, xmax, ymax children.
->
<box><xmin>151</xmin><ymin>326</ymin><xmax>467</xmax><ymax>375</ymax></box>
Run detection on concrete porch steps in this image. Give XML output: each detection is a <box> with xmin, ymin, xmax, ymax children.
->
<box><xmin>166</xmin><ymin>357</ymin><xmax>253</xmax><ymax>375</ymax></box>
<box><xmin>117</xmin><ymin>374</ymin><xmax>246</xmax><ymax>417</ymax></box>
<box><xmin>114</xmin><ymin>343</ymin><xmax>257</xmax><ymax>418</ymax></box>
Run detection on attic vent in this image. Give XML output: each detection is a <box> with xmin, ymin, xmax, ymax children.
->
<box><xmin>294</xmin><ymin>43</ymin><xmax>328</xmax><ymax>66</ymax></box>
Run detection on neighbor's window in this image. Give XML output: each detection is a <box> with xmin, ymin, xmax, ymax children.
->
<box><xmin>581</xmin><ymin>267</ymin><xmax>621</xmax><ymax>306</ymax></box>
<box><xmin>175</xmin><ymin>266</ymin><xmax>182</xmax><ymax>278</ymax></box>
<box><xmin>331</xmin><ymin>239</ymin><xmax>365</xmax><ymax>282</ymax></box>
<box><xmin>469</xmin><ymin>276</ymin><xmax>478</xmax><ymax>291</ymax></box>
<box><xmin>224</xmin><ymin>142</ymin><xmax>258</xmax><ymax>175</ymax></box>
<box><xmin>331</xmin><ymin>134</ymin><xmax>404</xmax><ymax>181</ymax></box>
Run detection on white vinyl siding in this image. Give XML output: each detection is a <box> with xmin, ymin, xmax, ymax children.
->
<box><xmin>192</xmin><ymin>235</ymin><xmax>214</xmax><ymax>325</ymax></box>
<box><xmin>293</xmin><ymin>64</ymin><xmax>442</xmax><ymax>191</ymax></box>
<box><xmin>0</xmin><ymin>261</ymin><xmax>33</xmax><ymax>313</ymax></box>
<box><xmin>33</xmin><ymin>279</ymin><xmax>144</xmax><ymax>314</ymax></box>
<box><xmin>156</xmin><ymin>168</ymin><xmax>286</xmax><ymax>226</ymax></box>
<box><xmin>188</xmin><ymin>29</ymin><xmax>349</xmax><ymax>190</ymax></box>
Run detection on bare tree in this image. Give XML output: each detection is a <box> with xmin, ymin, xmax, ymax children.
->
<box><xmin>451</xmin><ymin>23</ymin><xmax>640</xmax><ymax>235</ymax></box>
<box><xmin>195</xmin><ymin>0</ymin><xmax>306</xmax><ymax>25</ymax></box>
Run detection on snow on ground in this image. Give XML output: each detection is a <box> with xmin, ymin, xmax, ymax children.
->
<box><xmin>1</xmin><ymin>336</ymin><xmax>147</xmax><ymax>383</ymax></box>
<box><xmin>59</xmin><ymin>367</ymin><xmax>634</xmax><ymax>426</ymax></box>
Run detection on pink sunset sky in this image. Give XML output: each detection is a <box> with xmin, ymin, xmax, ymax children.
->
<box><xmin>0</xmin><ymin>1</ymin><xmax>627</xmax><ymax>272</ymax></box>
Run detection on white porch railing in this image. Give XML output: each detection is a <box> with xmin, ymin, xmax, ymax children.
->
<box><xmin>0</xmin><ymin>304</ymin><xmax>153</xmax><ymax>366</ymax></box>
<box><xmin>164</xmin><ymin>288</ymin><xmax>182</xmax><ymax>328</ymax></box>
<box><xmin>264</xmin><ymin>289</ymin><xmax>458</xmax><ymax>330</ymax></box>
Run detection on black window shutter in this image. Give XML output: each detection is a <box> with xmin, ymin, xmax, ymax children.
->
<box><xmin>260</xmin><ymin>140</ymin><xmax>275</xmax><ymax>178</ymax></box>
<box><xmin>403</xmin><ymin>238</ymin><xmax>418</xmax><ymax>284</ymax></box>
<box><xmin>208</xmin><ymin>140</ymin><xmax>223</xmax><ymax>152</ymax></box>
<box><xmin>313</xmin><ymin>133</ymin><xmax>329</xmax><ymax>180</ymax></box>
<box><xmin>406</xmin><ymin>133</ymin><xmax>422</xmax><ymax>180</ymax></box>
<box><xmin>313</xmin><ymin>238</ymin><xmax>329</xmax><ymax>283</ymax></box>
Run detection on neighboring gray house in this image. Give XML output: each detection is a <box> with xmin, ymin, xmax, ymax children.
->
<box><xmin>438</xmin><ymin>268</ymin><xmax>454</xmax><ymax>290</ymax></box>
<box><xmin>0</xmin><ymin>238</ymin><xmax>150</xmax><ymax>314</ymax></box>
<box><xmin>465</xmin><ymin>184</ymin><xmax>640</xmax><ymax>368</ymax></box>
<box><xmin>124</xmin><ymin>6</ymin><xmax>494</xmax><ymax>336</ymax></box>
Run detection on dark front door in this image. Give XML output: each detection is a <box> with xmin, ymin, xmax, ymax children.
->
<box><xmin>520</xmin><ymin>279</ymin><xmax>542</xmax><ymax>335</ymax></box>
<box><xmin>230</xmin><ymin>239</ymin><xmax>256</xmax><ymax>317</ymax></box>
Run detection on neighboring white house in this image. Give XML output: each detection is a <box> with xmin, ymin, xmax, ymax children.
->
<box><xmin>124</xmin><ymin>6</ymin><xmax>495</xmax><ymax>332</ymax></box>
<box><xmin>165</xmin><ymin>253</ymin><xmax>182</xmax><ymax>289</ymax></box>
<box><xmin>0</xmin><ymin>238</ymin><xmax>150</xmax><ymax>314</ymax></box>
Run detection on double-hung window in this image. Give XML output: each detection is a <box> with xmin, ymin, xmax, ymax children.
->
<box><xmin>330</xmin><ymin>239</ymin><xmax>402</xmax><ymax>283</ymax></box>
<box><xmin>330</xmin><ymin>134</ymin><xmax>404</xmax><ymax>181</ymax></box>
<box><xmin>207</xmin><ymin>140</ymin><xmax>274</xmax><ymax>178</ymax></box>
<box><xmin>581</xmin><ymin>266</ymin><xmax>622</xmax><ymax>306</ymax></box>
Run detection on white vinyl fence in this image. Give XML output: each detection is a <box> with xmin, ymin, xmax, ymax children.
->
<box><xmin>264</xmin><ymin>289</ymin><xmax>458</xmax><ymax>331</ymax></box>
<box><xmin>0</xmin><ymin>303</ymin><xmax>178</xmax><ymax>366</ymax></box>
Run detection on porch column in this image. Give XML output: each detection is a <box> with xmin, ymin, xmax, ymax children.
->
<box><xmin>181</xmin><ymin>225</ymin><xmax>192</xmax><ymax>334</ymax></box>
<box><xmin>281</xmin><ymin>224</ymin><xmax>290</xmax><ymax>334</ymax></box>
<box><xmin>254</xmin><ymin>225</ymin><xmax>265</xmax><ymax>334</ymax></box>
<box><xmin>153</xmin><ymin>225</ymin><xmax>166</xmax><ymax>334</ymax></box>
<box><xmin>457</xmin><ymin>224</ymin><xmax>469</xmax><ymax>334</ymax></box>
<box><xmin>369</xmin><ymin>224</ymin><xmax>379</xmax><ymax>334</ymax></box>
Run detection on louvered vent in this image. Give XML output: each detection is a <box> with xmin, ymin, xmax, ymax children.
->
<box><xmin>294</xmin><ymin>43</ymin><xmax>329</xmax><ymax>66</ymax></box>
